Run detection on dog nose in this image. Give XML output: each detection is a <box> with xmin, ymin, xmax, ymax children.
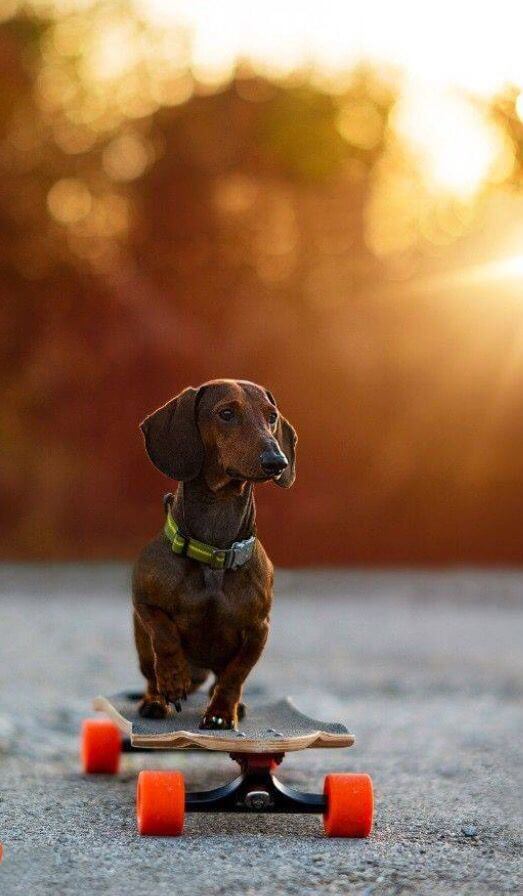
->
<box><xmin>260</xmin><ymin>446</ymin><xmax>288</xmax><ymax>476</ymax></box>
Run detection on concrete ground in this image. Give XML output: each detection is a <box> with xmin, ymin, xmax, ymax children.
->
<box><xmin>0</xmin><ymin>565</ymin><xmax>521</xmax><ymax>896</ymax></box>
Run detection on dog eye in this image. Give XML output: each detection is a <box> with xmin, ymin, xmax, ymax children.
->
<box><xmin>268</xmin><ymin>412</ymin><xmax>278</xmax><ymax>426</ymax></box>
<box><xmin>218</xmin><ymin>408</ymin><xmax>234</xmax><ymax>422</ymax></box>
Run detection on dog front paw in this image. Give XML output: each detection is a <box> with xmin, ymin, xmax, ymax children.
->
<box><xmin>199</xmin><ymin>703</ymin><xmax>238</xmax><ymax>730</ymax></box>
<box><xmin>199</xmin><ymin>713</ymin><xmax>234</xmax><ymax>730</ymax></box>
<box><xmin>156</xmin><ymin>668</ymin><xmax>192</xmax><ymax>713</ymax></box>
<box><xmin>139</xmin><ymin>694</ymin><xmax>169</xmax><ymax>719</ymax></box>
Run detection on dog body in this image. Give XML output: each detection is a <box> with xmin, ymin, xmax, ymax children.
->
<box><xmin>132</xmin><ymin>379</ymin><xmax>297</xmax><ymax>729</ymax></box>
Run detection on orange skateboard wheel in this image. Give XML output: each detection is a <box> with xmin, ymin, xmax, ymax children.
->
<box><xmin>137</xmin><ymin>770</ymin><xmax>185</xmax><ymax>836</ymax></box>
<box><xmin>323</xmin><ymin>773</ymin><xmax>374</xmax><ymax>837</ymax></box>
<box><xmin>81</xmin><ymin>718</ymin><xmax>121</xmax><ymax>774</ymax></box>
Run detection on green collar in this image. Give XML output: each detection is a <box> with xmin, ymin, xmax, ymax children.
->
<box><xmin>164</xmin><ymin>508</ymin><xmax>256</xmax><ymax>571</ymax></box>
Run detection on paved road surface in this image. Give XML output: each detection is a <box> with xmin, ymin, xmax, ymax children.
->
<box><xmin>0</xmin><ymin>566</ymin><xmax>521</xmax><ymax>895</ymax></box>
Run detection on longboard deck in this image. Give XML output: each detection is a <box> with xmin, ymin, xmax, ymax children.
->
<box><xmin>93</xmin><ymin>692</ymin><xmax>354</xmax><ymax>753</ymax></box>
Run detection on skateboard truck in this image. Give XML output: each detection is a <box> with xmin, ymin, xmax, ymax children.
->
<box><xmin>108</xmin><ymin>742</ymin><xmax>326</xmax><ymax>813</ymax></box>
<box><xmin>184</xmin><ymin>753</ymin><xmax>325</xmax><ymax>815</ymax></box>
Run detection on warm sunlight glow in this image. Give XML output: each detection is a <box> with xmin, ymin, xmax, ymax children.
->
<box><xmin>393</xmin><ymin>89</ymin><xmax>508</xmax><ymax>198</ymax></box>
<box><xmin>13</xmin><ymin>0</ymin><xmax>522</xmax><ymax>253</ymax></box>
<box><xmin>406</xmin><ymin>246</ymin><xmax>523</xmax><ymax>298</ymax></box>
<box><xmin>488</xmin><ymin>253</ymin><xmax>523</xmax><ymax>279</ymax></box>
<box><xmin>25</xmin><ymin>0</ymin><xmax>523</xmax><ymax>204</ymax></box>
<box><xmin>136</xmin><ymin>0</ymin><xmax>521</xmax><ymax>201</ymax></box>
<box><xmin>456</xmin><ymin>248</ymin><xmax>523</xmax><ymax>285</ymax></box>
<box><xmin>142</xmin><ymin>0</ymin><xmax>523</xmax><ymax>96</ymax></box>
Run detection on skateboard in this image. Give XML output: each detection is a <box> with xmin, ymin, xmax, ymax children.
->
<box><xmin>81</xmin><ymin>691</ymin><xmax>374</xmax><ymax>838</ymax></box>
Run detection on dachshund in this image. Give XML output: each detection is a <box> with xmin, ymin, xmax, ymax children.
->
<box><xmin>132</xmin><ymin>379</ymin><xmax>297</xmax><ymax>729</ymax></box>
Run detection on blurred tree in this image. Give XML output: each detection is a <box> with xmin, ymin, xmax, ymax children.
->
<box><xmin>2</xmin><ymin>2</ymin><xmax>523</xmax><ymax>564</ymax></box>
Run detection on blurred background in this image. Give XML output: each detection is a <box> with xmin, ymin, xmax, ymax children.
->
<box><xmin>2</xmin><ymin>0</ymin><xmax>523</xmax><ymax>565</ymax></box>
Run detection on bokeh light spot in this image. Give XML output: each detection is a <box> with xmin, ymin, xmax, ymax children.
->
<box><xmin>53</xmin><ymin>122</ymin><xmax>97</xmax><ymax>155</ymax></box>
<box><xmin>150</xmin><ymin>72</ymin><xmax>194</xmax><ymax>107</ymax></box>
<box><xmin>214</xmin><ymin>174</ymin><xmax>258</xmax><ymax>214</ymax></box>
<box><xmin>337</xmin><ymin>100</ymin><xmax>383</xmax><ymax>150</ymax></box>
<box><xmin>102</xmin><ymin>133</ymin><xmax>149</xmax><ymax>182</ymax></box>
<box><xmin>47</xmin><ymin>178</ymin><xmax>92</xmax><ymax>224</ymax></box>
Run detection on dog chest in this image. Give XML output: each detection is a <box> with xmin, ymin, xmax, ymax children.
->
<box><xmin>176</xmin><ymin>586</ymin><xmax>251</xmax><ymax>667</ymax></box>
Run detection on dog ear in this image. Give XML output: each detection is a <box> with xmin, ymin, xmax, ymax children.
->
<box><xmin>274</xmin><ymin>415</ymin><xmax>297</xmax><ymax>488</ymax></box>
<box><xmin>266</xmin><ymin>389</ymin><xmax>297</xmax><ymax>488</ymax></box>
<box><xmin>140</xmin><ymin>386</ymin><xmax>203</xmax><ymax>481</ymax></box>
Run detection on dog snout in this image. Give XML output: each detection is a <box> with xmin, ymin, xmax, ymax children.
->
<box><xmin>260</xmin><ymin>445</ymin><xmax>288</xmax><ymax>477</ymax></box>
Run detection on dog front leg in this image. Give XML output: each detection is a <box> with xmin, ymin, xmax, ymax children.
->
<box><xmin>134</xmin><ymin>603</ymin><xmax>191</xmax><ymax>716</ymax></box>
<box><xmin>200</xmin><ymin>621</ymin><xmax>269</xmax><ymax>730</ymax></box>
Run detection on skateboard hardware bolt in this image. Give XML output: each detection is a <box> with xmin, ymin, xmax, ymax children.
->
<box><xmin>244</xmin><ymin>789</ymin><xmax>272</xmax><ymax>811</ymax></box>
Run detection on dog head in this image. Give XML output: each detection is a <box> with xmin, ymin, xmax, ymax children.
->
<box><xmin>140</xmin><ymin>379</ymin><xmax>297</xmax><ymax>490</ymax></box>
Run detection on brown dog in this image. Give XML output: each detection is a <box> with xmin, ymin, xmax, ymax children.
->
<box><xmin>132</xmin><ymin>379</ymin><xmax>297</xmax><ymax>729</ymax></box>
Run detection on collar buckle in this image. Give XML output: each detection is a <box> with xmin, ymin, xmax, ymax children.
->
<box><xmin>226</xmin><ymin>536</ymin><xmax>256</xmax><ymax>570</ymax></box>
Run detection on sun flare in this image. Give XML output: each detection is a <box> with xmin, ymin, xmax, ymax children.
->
<box><xmin>140</xmin><ymin>0</ymin><xmax>521</xmax><ymax>202</ymax></box>
<box><xmin>142</xmin><ymin>0</ymin><xmax>523</xmax><ymax>96</ymax></box>
<box><xmin>392</xmin><ymin>88</ymin><xmax>510</xmax><ymax>198</ymax></box>
<box><xmin>487</xmin><ymin>254</ymin><xmax>523</xmax><ymax>279</ymax></box>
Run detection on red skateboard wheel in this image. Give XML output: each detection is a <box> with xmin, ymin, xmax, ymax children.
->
<box><xmin>323</xmin><ymin>773</ymin><xmax>374</xmax><ymax>837</ymax></box>
<box><xmin>137</xmin><ymin>770</ymin><xmax>185</xmax><ymax>836</ymax></box>
<box><xmin>81</xmin><ymin>718</ymin><xmax>121</xmax><ymax>774</ymax></box>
